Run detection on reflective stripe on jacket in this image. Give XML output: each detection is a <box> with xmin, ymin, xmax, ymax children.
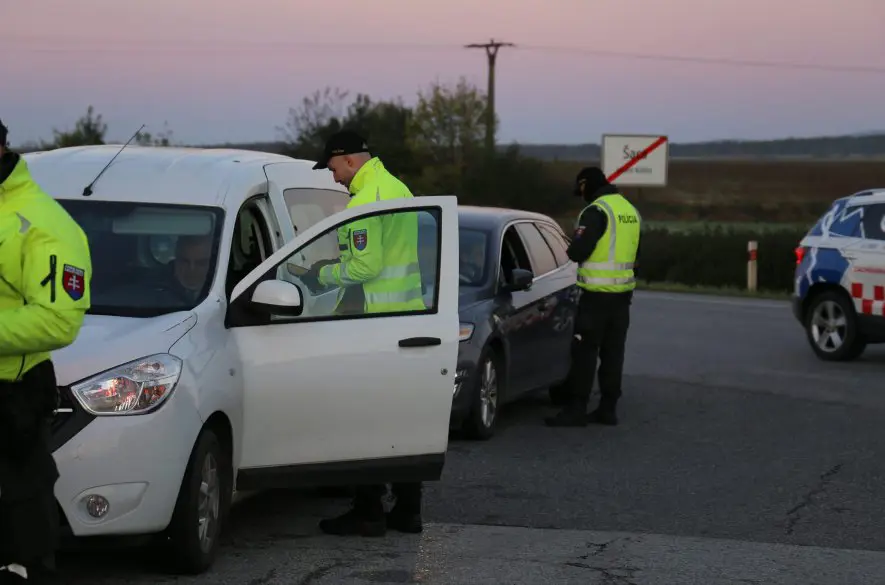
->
<box><xmin>0</xmin><ymin>155</ymin><xmax>91</xmax><ymax>381</ymax></box>
<box><xmin>576</xmin><ymin>193</ymin><xmax>641</xmax><ymax>293</ymax></box>
<box><xmin>319</xmin><ymin>158</ymin><xmax>425</xmax><ymax>313</ymax></box>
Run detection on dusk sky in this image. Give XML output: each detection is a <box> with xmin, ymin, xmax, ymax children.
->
<box><xmin>3</xmin><ymin>0</ymin><xmax>884</xmax><ymax>146</ymax></box>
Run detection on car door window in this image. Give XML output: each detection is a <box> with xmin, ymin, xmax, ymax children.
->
<box><xmin>247</xmin><ymin>207</ymin><xmax>440</xmax><ymax>321</ymax></box>
<box><xmin>536</xmin><ymin>222</ymin><xmax>570</xmax><ymax>266</ymax></box>
<box><xmin>515</xmin><ymin>222</ymin><xmax>557</xmax><ymax>276</ymax></box>
<box><xmin>226</xmin><ymin>198</ymin><xmax>274</xmax><ymax>298</ymax></box>
<box><xmin>500</xmin><ymin>225</ymin><xmax>532</xmax><ymax>284</ymax></box>
<box><xmin>861</xmin><ymin>204</ymin><xmax>885</xmax><ymax>241</ymax></box>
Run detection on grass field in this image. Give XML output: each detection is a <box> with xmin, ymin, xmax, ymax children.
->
<box><xmin>545</xmin><ymin>158</ymin><xmax>885</xmax><ymax>224</ymax></box>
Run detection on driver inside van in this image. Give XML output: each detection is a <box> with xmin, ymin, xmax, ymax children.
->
<box><xmin>172</xmin><ymin>235</ymin><xmax>212</xmax><ymax>304</ymax></box>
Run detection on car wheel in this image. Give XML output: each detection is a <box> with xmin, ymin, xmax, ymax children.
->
<box><xmin>163</xmin><ymin>428</ymin><xmax>232</xmax><ymax>574</ymax></box>
<box><xmin>804</xmin><ymin>290</ymin><xmax>867</xmax><ymax>361</ymax></box>
<box><xmin>463</xmin><ymin>347</ymin><xmax>502</xmax><ymax>441</ymax></box>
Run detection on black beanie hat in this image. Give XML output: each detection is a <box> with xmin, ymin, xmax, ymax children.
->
<box><xmin>573</xmin><ymin>166</ymin><xmax>609</xmax><ymax>197</ymax></box>
<box><xmin>0</xmin><ymin>120</ymin><xmax>7</xmax><ymax>147</ymax></box>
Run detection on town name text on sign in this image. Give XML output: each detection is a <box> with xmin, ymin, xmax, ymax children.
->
<box><xmin>601</xmin><ymin>134</ymin><xmax>669</xmax><ymax>187</ymax></box>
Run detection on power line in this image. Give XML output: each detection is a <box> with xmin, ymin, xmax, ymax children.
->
<box><xmin>465</xmin><ymin>39</ymin><xmax>515</xmax><ymax>154</ymax></box>
<box><xmin>7</xmin><ymin>36</ymin><xmax>885</xmax><ymax>75</ymax></box>
<box><xmin>517</xmin><ymin>44</ymin><xmax>885</xmax><ymax>75</ymax></box>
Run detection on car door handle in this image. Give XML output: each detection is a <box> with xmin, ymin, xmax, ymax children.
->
<box><xmin>398</xmin><ymin>337</ymin><xmax>442</xmax><ymax>348</ymax></box>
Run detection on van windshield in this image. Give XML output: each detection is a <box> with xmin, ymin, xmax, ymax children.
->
<box><xmin>57</xmin><ymin>200</ymin><xmax>225</xmax><ymax>317</ymax></box>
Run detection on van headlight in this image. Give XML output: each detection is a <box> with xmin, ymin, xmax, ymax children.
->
<box><xmin>459</xmin><ymin>323</ymin><xmax>475</xmax><ymax>342</ymax></box>
<box><xmin>70</xmin><ymin>354</ymin><xmax>182</xmax><ymax>416</ymax></box>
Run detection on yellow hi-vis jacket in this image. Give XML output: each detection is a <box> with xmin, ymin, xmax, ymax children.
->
<box><xmin>576</xmin><ymin>193</ymin><xmax>641</xmax><ymax>293</ymax></box>
<box><xmin>318</xmin><ymin>157</ymin><xmax>425</xmax><ymax>313</ymax></box>
<box><xmin>0</xmin><ymin>155</ymin><xmax>92</xmax><ymax>381</ymax></box>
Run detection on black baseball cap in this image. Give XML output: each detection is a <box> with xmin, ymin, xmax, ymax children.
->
<box><xmin>312</xmin><ymin>129</ymin><xmax>370</xmax><ymax>170</ymax></box>
<box><xmin>0</xmin><ymin>119</ymin><xmax>7</xmax><ymax>147</ymax></box>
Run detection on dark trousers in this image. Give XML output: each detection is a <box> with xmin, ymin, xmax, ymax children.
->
<box><xmin>0</xmin><ymin>360</ymin><xmax>61</xmax><ymax>569</ymax></box>
<box><xmin>565</xmin><ymin>291</ymin><xmax>632</xmax><ymax>412</ymax></box>
<box><xmin>353</xmin><ymin>482</ymin><xmax>422</xmax><ymax>519</ymax></box>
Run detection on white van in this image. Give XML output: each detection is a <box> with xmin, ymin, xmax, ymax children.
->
<box><xmin>24</xmin><ymin>146</ymin><xmax>460</xmax><ymax>574</ymax></box>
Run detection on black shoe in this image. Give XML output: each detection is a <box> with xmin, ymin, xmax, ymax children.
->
<box><xmin>587</xmin><ymin>408</ymin><xmax>618</xmax><ymax>426</ymax></box>
<box><xmin>544</xmin><ymin>409</ymin><xmax>588</xmax><ymax>427</ymax></box>
<box><xmin>386</xmin><ymin>508</ymin><xmax>423</xmax><ymax>534</ymax></box>
<box><xmin>319</xmin><ymin>508</ymin><xmax>386</xmax><ymax>537</ymax></box>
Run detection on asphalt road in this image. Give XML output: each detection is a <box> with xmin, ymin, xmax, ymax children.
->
<box><xmin>45</xmin><ymin>292</ymin><xmax>885</xmax><ymax>584</ymax></box>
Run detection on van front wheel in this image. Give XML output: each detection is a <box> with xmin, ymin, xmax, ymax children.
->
<box><xmin>164</xmin><ymin>428</ymin><xmax>232</xmax><ymax>574</ymax></box>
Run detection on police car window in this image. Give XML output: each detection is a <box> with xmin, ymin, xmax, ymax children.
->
<box><xmin>536</xmin><ymin>222</ymin><xmax>570</xmax><ymax>266</ymax></box>
<box><xmin>860</xmin><ymin>204</ymin><xmax>885</xmax><ymax>241</ymax></box>
<box><xmin>56</xmin><ymin>200</ymin><xmax>223</xmax><ymax>318</ymax></box>
<box><xmin>810</xmin><ymin>199</ymin><xmax>862</xmax><ymax>238</ymax></box>
<box><xmin>515</xmin><ymin>222</ymin><xmax>558</xmax><ymax>276</ymax></box>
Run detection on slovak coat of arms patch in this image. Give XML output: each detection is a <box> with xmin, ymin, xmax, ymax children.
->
<box><xmin>63</xmin><ymin>264</ymin><xmax>86</xmax><ymax>301</ymax></box>
<box><xmin>352</xmin><ymin>229</ymin><xmax>368</xmax><ymax>251</ymax></box>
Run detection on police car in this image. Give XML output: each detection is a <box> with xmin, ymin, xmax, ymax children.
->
<box><xmin>23</xmin><ymin>146</ymin><xmax>460</xmax><ymax>574</ymax></box>
<box><xmin>793</xmin><ymin>188</ymin><xmax>885</xmax><ymax>361</ymax></box>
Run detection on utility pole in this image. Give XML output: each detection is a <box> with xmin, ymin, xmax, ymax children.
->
<box><xmin>465</xmin><ymin>38</ymin><xmax>514</xmax><ymax>155</ymax></box>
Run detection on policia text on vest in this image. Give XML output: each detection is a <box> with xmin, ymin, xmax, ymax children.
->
<box><xmin>0</xmin><ymin>125</ymin><xmax>91</xmax><ymax>580</ymax></box>
<box><xmin>545</xmin><ymin>167</ymin><xmax>640</xmax><ymax>428</ymax></box>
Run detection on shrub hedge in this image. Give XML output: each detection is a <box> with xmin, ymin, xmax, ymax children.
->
<box><xmin>636</xmin><ymin>225</ymin><xmax>808</xmax><ymax>293</ymax></box>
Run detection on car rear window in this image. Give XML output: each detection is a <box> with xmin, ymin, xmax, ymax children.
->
<box><xmin>807</xmin><ymin>198</ymin><xmax>862</xmax><ymax>239</ymax></box>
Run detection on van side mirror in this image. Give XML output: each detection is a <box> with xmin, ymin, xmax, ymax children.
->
<box><xmin>250</xmin><ymin>280</ymin><xmax>304</xmax><ymax>316</ymax></box>
<box><xmin>502</xmin><ymin>268</ymin><xmax>533</xmax><ymax>293</ymax></box>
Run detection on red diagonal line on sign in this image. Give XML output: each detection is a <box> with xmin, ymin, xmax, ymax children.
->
<box><xmin>607</xmin><ymin>136</ymin><xmax>668</xmax><ymax>182</ymax></box>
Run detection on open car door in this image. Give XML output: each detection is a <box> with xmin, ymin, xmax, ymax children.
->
<box><xmin>227</xmin><ymin>196</ymin><xmax>460</xmax><ymax>490</ymax></box>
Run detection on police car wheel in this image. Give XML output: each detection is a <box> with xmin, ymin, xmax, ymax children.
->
<box><xmin>463</xmin><ymin>347</ymin><xmax>502</xmax><ymax>441</ymax></box>
<box><xmin>164</xmin><ymin>428</ymin><xmax>232</xmax><ymax>574</ymax></box>
<box><xmin>804</xmin><ymin>290</ymin><xmax>867</xmax><ymax>361</ymax></box>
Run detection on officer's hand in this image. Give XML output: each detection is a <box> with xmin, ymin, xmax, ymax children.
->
<box><xmin>312</xmin><ymin>258</ymin><xmax>339</xmax><ymax>270</ymax></box>
<box><xmin>300</xmin><ymin>267</ymin><xmax>323</xmax><ymax>294</ymax></box>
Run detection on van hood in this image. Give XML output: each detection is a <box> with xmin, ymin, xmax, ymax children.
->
<box><xmin>50</xmin><ymin>312</ymin><xmax>197</xmax><ymax>386</ymax></box>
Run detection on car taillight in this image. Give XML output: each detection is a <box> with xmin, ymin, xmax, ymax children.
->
<box><xmin>795</xmin><ymin>246</ymin><xmax>807</xmax><ymax>266</ymax></box>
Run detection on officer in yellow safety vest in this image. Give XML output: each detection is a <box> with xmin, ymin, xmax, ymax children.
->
<box><xmin>304</xmin><ymin>129</ymin><xmax>425</xmax><ymax>538</ymax></box>
<box><xmin>545</xmin><ymin>166</ymin><xmax>640</xmax><ymax>428</ymax></box>
<box><xmin>0</xmin><ymin>119</ymin><xmax>91</xmax><ymax>582</ymax></box>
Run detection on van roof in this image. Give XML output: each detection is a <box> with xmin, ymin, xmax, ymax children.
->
<box><xmin>22</xmin><ymin>145</ymin><xmax>338</xmax><ymax>208</ymax></box>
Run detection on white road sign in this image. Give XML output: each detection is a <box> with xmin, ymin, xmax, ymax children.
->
<box><xmin>601</xmin><ymin>134</ymin><xmax>669</xmax><ymax>187</ymax></box>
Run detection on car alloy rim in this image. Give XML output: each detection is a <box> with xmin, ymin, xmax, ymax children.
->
<box><xmin>197</xmin><ymin>452</ymin><xmax>220</xmax><ymax>553</ymax></box>
<box><xmin>480</xmin><ymin>358</ymin><xmax>498</xmax><ymax>428</ymax></box>
<box><xmin>810</xmin><ymin>300</ymin><xmax>847</xmax><ymax>352</ymax></box>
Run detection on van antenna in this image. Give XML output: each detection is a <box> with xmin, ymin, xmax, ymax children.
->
<box><xmin>82</xmin><ymin>124</ymin><xmax>145</xmax><ymax>197</ymax></box>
